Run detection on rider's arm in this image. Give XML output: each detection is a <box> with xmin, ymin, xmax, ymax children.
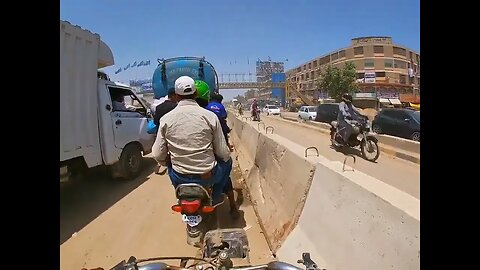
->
<box><xmin>212</xmin><ymin>116</ymin><xmax>231</xmax><ymax>162</ymax></box>
<box><xmin>339</xmin><ymin>102</ymin><xmax>351</xmax><ymax>118</ymax></box>
<box><xmin>152</xmin><ymin>120</ymin><xmax>169</xmax><ymax>166</ymax></box>
<box><xmin>351</xmin><ymin>104</ymin><xmax>363</xmax><ymax>115</ymax></box>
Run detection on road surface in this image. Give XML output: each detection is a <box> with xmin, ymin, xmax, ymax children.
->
<box><xmin>60</xmin><ymin>157</ymin><xmax>272</xmax><ymax>270</ymax></box>
<box><xmin>245</xmin><ymin>113</ymin><xmax>420</xmax><ymax>199</ymax></box>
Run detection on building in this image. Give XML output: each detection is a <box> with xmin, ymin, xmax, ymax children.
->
<box><xmin>255</xmin><ymin>59</ymin><xmax>285</xmax><ymax>101</ymax></box>
<box><xmin>285</xmin><ymin>37</ymin><xmax>420</xmax><ymax>103</ymax></box>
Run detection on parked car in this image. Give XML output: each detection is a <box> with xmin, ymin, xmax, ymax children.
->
<box><xmin>263</xmin><ymin>104</ymin><xmax>281</xmax><ymax>115</ymax></box>
<box><xmin>298</xmin><ymin>106</ymin><xmax>317</xmax><ymax>121</ymax></box>
<box><xmin>315</xmin><ymin>103</ymin><xmax>339</xmax><ymax>123</ymax></box>
<box><xmin>372</xmin><ymin>108</ymin><xmax>420</xmax><ymax>141</ymax></box>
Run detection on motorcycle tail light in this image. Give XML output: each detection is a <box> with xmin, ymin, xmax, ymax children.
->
<box><xmin>180</xmin><ymin>200</ymin><xmax>201</xmax><ymax>214</ymax></box>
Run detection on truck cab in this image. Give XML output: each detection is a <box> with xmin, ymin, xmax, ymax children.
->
<box><xmin>97</xmin><ymin>80</ymin><xmax>155</xmax><ymax>179</ymax></box>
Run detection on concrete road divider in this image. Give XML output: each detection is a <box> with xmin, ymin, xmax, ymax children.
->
<box><xmin>228</xmin><ymin>113</ymin><xmax>420</xmax><ymax>270</ymax></box>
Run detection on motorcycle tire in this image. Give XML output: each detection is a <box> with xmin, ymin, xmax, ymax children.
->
<box><xmin>360</xmin><ymin>137</ymin><xmax>380</xmax><ymax>162</ymax></box>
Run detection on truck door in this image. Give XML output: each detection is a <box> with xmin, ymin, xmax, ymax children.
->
<box><xmin>107</xmin><ymin>86</ymin><xmax>155</xmax><ymax>153</ymax></box>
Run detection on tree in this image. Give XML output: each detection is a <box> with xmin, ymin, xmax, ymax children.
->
<box><xmin>317</xmin><ymin>61</ymin><xmax>359</xmax><ymax>102</ymax></box>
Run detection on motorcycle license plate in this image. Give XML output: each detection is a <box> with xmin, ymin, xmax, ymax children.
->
<box><xmin>182</xmin><ymin>214</ymin><xmax>202</xmax><ymax>226</ymax></box>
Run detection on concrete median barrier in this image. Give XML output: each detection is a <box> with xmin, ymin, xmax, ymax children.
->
<box><xmin>228</xmin><ymin>114</ymin><xmax>316</xmax><ymax>252</ymax></box>
<box><xmin>228</xmin><ymin>113</ymin><xmax>420</xmax><ymax>269</ymax></box>
<box><xmin>276</xmin><ymin>159</ymin><xmax>420</xmax><ymax>270</ymax></box>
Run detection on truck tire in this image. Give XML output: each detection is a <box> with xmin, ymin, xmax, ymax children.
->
<box><xmin>117</xmin><ymin>144</ymin><xmax>143</xmax><ymax>180</ymax></box>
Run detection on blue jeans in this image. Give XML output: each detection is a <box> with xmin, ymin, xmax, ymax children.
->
<box><xmin>168</xmin><ymin>158</ymin><xmax>232</xmax><ymax>203</ymax></box>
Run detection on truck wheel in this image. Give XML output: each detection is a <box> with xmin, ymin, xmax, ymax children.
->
<box><xmin>118</xmin><ymin>144</ymin><xmax>143</xmax><ymax>180</ymax></box>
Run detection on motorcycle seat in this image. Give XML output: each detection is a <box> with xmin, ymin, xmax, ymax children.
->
<box><xmin>176</xmin><ymin>184</ymin><xmax>211</xmax><ymax>200</ymax></box>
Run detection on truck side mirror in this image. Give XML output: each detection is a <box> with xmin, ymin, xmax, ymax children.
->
<box><xmin>106</xmin><ymin>104</ymin><xmax>111</xmax><ymax>111</ymax></box>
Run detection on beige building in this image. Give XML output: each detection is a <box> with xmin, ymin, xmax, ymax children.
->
<box><xmin>286</xmin><ymin>36</ymin><xmax>420</xmax><ymax>101</ymax></box>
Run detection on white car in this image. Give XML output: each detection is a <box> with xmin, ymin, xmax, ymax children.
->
<box><xmin>298</xmin><ymin>106</ymin><xmax>317</xmax><ymax>121</ymax></box>
<box><xmin>263</xmin><ymin>105</ymin><xmax>281</xmax><ymax>115</ymax></box>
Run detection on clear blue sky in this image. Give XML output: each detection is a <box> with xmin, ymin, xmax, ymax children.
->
<box><xmin>60</xmin><ymin>0</ymin><xmax>419</xmax><ymax>101</ymax></box>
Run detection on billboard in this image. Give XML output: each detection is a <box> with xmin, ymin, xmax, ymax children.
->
<box><xmin>364</xmin><ymin>71</ymin><xmax>376</xmax><ymax>83</ymax></box>
<box><xmin>271</xmin><ymin>73</ymin><xmax>286</xmax><ymax>106</ymax></box>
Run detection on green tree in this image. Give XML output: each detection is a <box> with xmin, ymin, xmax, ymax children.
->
<box><xmin>317</xmin><ymin>61</ymin><xmax>359</xmax><ymax>102</ymax></box>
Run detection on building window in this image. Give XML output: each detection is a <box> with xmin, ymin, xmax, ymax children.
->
<box><xmin>364</xmin><ymin>59</ymin><xmax>374</xmax><ymax>68</ymax></box>
<box><xmin>297</xmin><ymin>67</ymin><xmax>301</xmax><ymax>72</ymax></box>
<box><xmin>301</xmin><ymin>74</ymin><xmax>304</xmax><ymax>80</ymax></box>
<box><xmin>399</xmin><ymin>75</ymin><xmax>407</xmax><ymax>84</ymax></box>
<box><xmin>354</xmin><ymin>46</ymin><xmax>364</xmax><ymax>55</ymax></box>
<box><xmin>393</xmin><ymin>46</ymin><xmax>407</xmax><ymax>56</ymax></box>
<box><xmin>306</xmin><ymin>73</ymin><xmax>310</xmax><ymax>79</ymax></box>
<box><xmin>303</xmin><ymin>65</ymin><xmax>307</xmax><ymax>71</ymax></box>
<box><xmin>394</xmin><ymin>60</ymin><xmax>407</xmax><ymax>69</ymax></box>
<box><xmin>308</xmin><ymin>62</ymin><xmax>312</xmax><ymax>69</ymax></box>
<box><xmin>352</xmin><ymin>60</ymin><xmax>362</xmax><ymax>69</ymax></box>
<box><xmin>356</xmin><ymin>73</ymin><xmax>365</xmax><ymax>79</ymax></box>
<box><xmin>313</xmin><ymin>60</ymin><xmax>317</xmax><ymax>67</ymax></box>
<box><xmin>375</xmin><ymin>72</ymin><xmax>386</xmax><ymax>77</ymax></box>
<box><xmin>374</xmin><ymin>46</ymin><xmax>384</xmax><ymax>54</ymax></box>
<box><xmin>331</xmin><ymin>52</ymin><xmax>339</xmax><ymax>61</ymax></box>
<box><xmin>338</xmin><ymin>50</ymin><xmax>346</xmax><ymax>58</ymax></box>
<box><xmin>384</xmin><ymin>59</ymin><xmax>393</xmax><ymax>68</ymax></box>
<box><xmin>311</xmin><ymin>71</ymin><xmax>314</xmax><ymax>78</ymax></box>
<box><xmin>319</xmin><ymin>56</ymin><xmax>330</xmax><ymax>65</ymax></box>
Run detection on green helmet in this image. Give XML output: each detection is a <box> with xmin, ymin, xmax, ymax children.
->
<box><xmin>194</xmin><ymin>80</ymin><xmax>210</xmax><ymax>102</ymax></box>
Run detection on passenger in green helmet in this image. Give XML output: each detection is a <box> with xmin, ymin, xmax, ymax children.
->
<box><xmin>194</xmin><ymin>80</ymin><xmax>210</xmax><ymax>108</ymax></box>
<box><xmin>194</xmin><ymin>80</ymin><xmax>239</xmax><ymax>219</ymax></box>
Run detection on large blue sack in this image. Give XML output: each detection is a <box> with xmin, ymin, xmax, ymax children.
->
<box><xmin>152</xmin><ymin>57</ymin><xmax>219</xmax><ymax>99</ymax></box>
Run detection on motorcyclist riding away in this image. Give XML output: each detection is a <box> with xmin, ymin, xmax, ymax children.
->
<box><xmin>251</xmin><ymin>99</ymin><xmax>258</xmax><ymax>118</ymax></box>
<box><xmin>337</xmin><ymin>93</ymin><xmax>364</xmax><ymax>145</ymax></box>
<box><xmin>152</xmin><ymin>76</ymin><xmax>231</xmax><ymax>205</ymax></box>
<box><xmin>194</xmin><ymin>80</ymin><xmax>239</xmax><ymax>218</ymax></box>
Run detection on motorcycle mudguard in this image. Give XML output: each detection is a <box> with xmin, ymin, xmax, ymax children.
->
<box><xmin>365</xmin><ymin>135</ymin><xmax>378</xmax><ymax>143</ymax></box>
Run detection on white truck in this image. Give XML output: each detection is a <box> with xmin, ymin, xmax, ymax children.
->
<box><xmin>60</xmin><ymin>20</ymin><xmax>155</xmax><ymax>180</ymax></box>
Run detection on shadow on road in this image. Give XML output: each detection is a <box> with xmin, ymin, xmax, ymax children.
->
<box><xmin>330</xmin><ymin>145</ymin><xmax>378</xmax><ymax>164</ymax></box>
<box><xmin>214</xmin><ymin>162</ymin><xmax>250</xmax><ymax>230</ymax></box>
<box><xmin>60</xmin><ymin>158</ymin><xmax>157</xmax><ymax>245</ymax></box>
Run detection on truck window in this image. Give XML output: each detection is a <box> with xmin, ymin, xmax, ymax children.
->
<box><xmin>108</xmin><ymin>87</ymin><xmax>148</xmax><ymax>116</ymax></box>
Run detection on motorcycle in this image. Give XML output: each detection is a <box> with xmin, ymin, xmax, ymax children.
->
<box><xmin>252</xmin><ymin>108</ymin><xmax>261</xmax><ymax>121</ymax></box>
<box><xmin>105</xmin><ymin>251</ymin><xmax>324</xmax><ymax>270</ymax></box>
<box><xmin>329</xmin><ymin>116</ymin><xmax>380</xmax><ymax>162</ymax></box>
<box><xmin>171</xmin><ymin>183</ymin><xmax>224</xmax><ymax>247</ymax></box>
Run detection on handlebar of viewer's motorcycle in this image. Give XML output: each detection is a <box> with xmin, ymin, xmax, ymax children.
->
<box><xmin>81</xmin><ymin>252</ymin><xmax>325</xmax><ymax>270</ymax></box>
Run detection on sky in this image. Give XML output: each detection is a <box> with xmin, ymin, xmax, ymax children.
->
<box><xmin>60</xmin><ymin>0</ymin><xmax>420</xmax><ymax>101</ymax></box>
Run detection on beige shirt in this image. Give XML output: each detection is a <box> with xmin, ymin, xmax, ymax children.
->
<box><xmin>152</xmin><ymin>99</ymin><xmax>231</xmax><ymax>174</ymax></box>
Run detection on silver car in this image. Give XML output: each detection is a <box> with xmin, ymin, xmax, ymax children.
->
<box><xmin>298</xmin><ymin>106</ymin><xmax>317</xmax><ymax>121</ymax></box>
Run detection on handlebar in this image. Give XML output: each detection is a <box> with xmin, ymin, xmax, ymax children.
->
<box><xmin>100</xmin><ymin>252</ymin><xmax>325</xmax><ymax>270</ymax></box>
